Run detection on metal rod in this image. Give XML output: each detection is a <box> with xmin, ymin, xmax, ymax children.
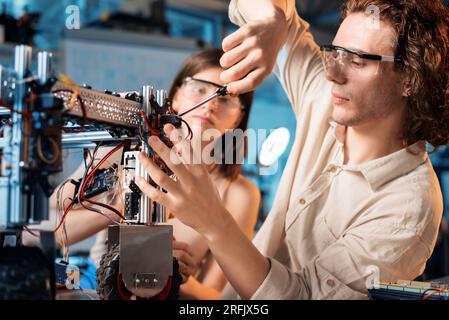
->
<box><xmin>156</xmin><ymin>89</ymin><xmax>167</xmax><ymax>108</ymax></box>
<box><xmin>142</xmin><ymin>85</ymin><xmax>154</xmax><ymax>115</ymax></box>
<box><xmin>14</xmin><ymin>45</ymin><xmax>32</xmax><ymax>79</ymax></box>
<box><xmin>179</xmin><ymin>92</ymin><xmax>219</xmax><ymax>117</ymax></box>
<box><xmin>37</xmin><ymin>51</ymin><xmax>53</xmax><ymax>85</ymax></box>
<box><xmin>139</xmin><ymin>143</ymin><xmax>151</xmax><ymax>225</ymax></box>
<box><xmin>178</xmin><ymin>86</ymin><xmax>228</xmax><ymax>117</ymax></box>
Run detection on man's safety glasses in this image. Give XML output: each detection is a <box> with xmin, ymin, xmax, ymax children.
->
<box><xmin>320</xmin><ymin>44</ymin><xmax>400</xmax><ymax>77</ymax></box>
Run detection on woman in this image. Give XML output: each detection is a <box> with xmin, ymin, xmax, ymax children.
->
<box><xmin>26</xmin><ymin>48</ymin><xmax>260</xmax><ymax>299</ymax></box>
<box><xmin>165</xmin><ymin>48</ymin><xmax>260</xmax><ymax>299</ymax></box>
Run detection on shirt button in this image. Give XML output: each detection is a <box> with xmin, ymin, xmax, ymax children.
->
<box><xmin>330</xmin><ymin>165</ymin><xmax>338</xmax><ymax>173</ymax></box>
<box><xmin>326</xmin><ymin>279</ymin><xmax>335</xmax><ymax>287</ymax></box>
<box><xmin>299</xmin><ymin>198</ymin><xmax>306</xmax><ymax>205</ymax></box>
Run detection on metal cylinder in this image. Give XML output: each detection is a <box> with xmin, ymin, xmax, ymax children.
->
<box><xmin>156</xmin><ymin>89</ymin><xmax>167</xmax><ymax>108</ymax></box>
<box><xmin>7</xmin><ymin>45</ymin><xmax>33</xmax><ymax>227</ymax></box>
<box><xmin>154</xmin><ymin>200</ymin><xmax>166</xmax><ymax>223</ymax></box>
<box><xmin>37</xmin><ymin>51</ymin><xmax>53</xmax><ymax>85</ymax></box>
<box><xmin>138</xmin><ymin>143</ymin><xmax>152</xmax><ymax>225</ymax></box>
<box><xmin>14</xmin><ymin>45</ymin><xmax>32</xmax><ymax>79</ymax></box>
<box><xmin>0</xmin><ymin>65</ymin><xmax>6</xmax><ymax>101</ymax></box>
<box><xmin>142</xmin><ymin>85</ymin><xmax>154</xmax><ymax>115</ymax></box>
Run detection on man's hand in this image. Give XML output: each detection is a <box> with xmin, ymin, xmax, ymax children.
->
<box><xmin>135</xmin><ymin>125</ymin><xmax>271</xmax><ymax>299</ymax></box>
<box><xmin>134</xmin><ymin>126</ymin><xmax>232</xmax><ymax>242</ymax></box>
<box><xmin>220</xmin><ymin>7</ymin><xmax>289</xmax><ymax>95</ymax></box>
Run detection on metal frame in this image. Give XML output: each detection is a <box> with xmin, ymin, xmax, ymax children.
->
<box><xmin>0</xmin><ymin>44</ymin><xmax>175</xmax><ymax>299</ymax></box>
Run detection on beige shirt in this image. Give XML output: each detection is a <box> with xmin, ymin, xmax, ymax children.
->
<box><xmin>221</xmin><ymin>0</ymin><xmax>443</xmax><ymax>300</ymax></box>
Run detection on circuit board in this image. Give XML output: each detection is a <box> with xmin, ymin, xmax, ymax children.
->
<box><xmin>368</xmin><ymin>280</ymin><xmax>449</xmax><ymax>300</ymax></box>
<box><xmin>51</xmin><ymin>81</ymin><xmax>142</xmax><ymax>128</ymax></box>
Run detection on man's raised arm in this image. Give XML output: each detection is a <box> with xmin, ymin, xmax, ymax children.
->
<box><xmin>221</xmin><ymin>0</ymin><xmax>329</xmax><ymax>117</ymax></box>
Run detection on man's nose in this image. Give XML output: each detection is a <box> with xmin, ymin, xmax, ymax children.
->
<box><xmin>325</xmin><ymin>62</ymin><xmax>347</xmax><ymax>85</ymax></box>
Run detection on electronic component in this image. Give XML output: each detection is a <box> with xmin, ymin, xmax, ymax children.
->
<box><xmin>0</xmin><ymin>44</ymin><xmax>184</xmax><ymax>301</ymax></box>
<box><xmin>369</xmin><ymin>280</ymin><xmax>449</xmax><ymax>300</ymax></box>
<box><xmin>54</xmin><ymin>260</ymin><xmax>70</xmax><ymax>289</ymax></box>
<box><xmin>28</xmin><ymin>93</ymin><xmax>63</xmax><ymax>175</ymax></box>
<box><xmin>51</xmin><ymin>80</ymin><xmax>142</xmax><ymax>128</ymax></box>
<box><xmin>122</xmin><ymin>151</ymin><xmax>145</xmax><ymax>221</ymax></box>
<box><xmin>71</xmin><ymin>164</ymin><xmax>119</xmax><ymax>204</ymax></box>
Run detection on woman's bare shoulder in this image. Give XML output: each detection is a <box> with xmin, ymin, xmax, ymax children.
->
<box><xmin>224</xmin><ymin>175</ymin><xmax>260</xmax><ymax>237</ymax></box>
<box><xmin>224</xmin><ymin>175</ymin><xmax>261</xmax><ymax>215</ymax></box>
<box><xmin>227</xmin><ymin>175</ymin><xmax>260</xmax><ymax>197</ymax></box>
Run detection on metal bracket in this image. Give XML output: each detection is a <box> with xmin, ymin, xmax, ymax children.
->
<box><xmin>118</xmin><ymin>224</ymin><xmax>173</xmax><ymax>298</ymax></box>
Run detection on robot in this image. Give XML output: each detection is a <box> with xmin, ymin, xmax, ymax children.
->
<box><xmin>0</xmin><ymin>44</ymin><xmax>184</xmax><ymax>300</ymax></box>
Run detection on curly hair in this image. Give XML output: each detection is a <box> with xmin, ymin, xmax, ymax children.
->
<box><xmin>341</xmin><ymin>0</ymin><xmax>449</xmax><ymax>149</ymax></box>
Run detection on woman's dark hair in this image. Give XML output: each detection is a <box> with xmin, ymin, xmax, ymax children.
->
<box><xmin>342</xmin><ymin>0</ymin><xmax>449</xmax><ymax>150</ymax></box>
<box><xmin>169</xmin><ymin>48</ymin><xmax>254</xmax><ymax>180</ymax></box>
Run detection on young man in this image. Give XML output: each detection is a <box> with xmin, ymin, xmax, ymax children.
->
<box><xmin>135</xmin><ymin>0</ymin><xmax>449</xmax><ymax>299</ymax></box>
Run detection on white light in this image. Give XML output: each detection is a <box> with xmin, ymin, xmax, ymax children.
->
<box><xmin>258</xmin><ymin>127</ymin><xmax>290</xmax><ymax>167</ymax></box>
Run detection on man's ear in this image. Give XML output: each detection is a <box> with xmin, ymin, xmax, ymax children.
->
<box><xmin>402</xmin><ymin>78</ymin><xmax>413</xmax><ymax>97</ymax></box>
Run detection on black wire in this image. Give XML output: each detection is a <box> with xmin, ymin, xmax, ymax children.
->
<box><xmin>77</xmin><ymin>142</ymin><xmax>127</xmax><ymax>221</ymax></box>
<box><xmin>83</xmin><ymin>149</ymin><xmax>89</xmax><ymax>170</ymax></box>
<box><xmin>420</xmin><ymin>288</ymin><xmax>441</xmax><ymax>300</ymax></box>
<box><xmin>180</xmin><ymin>118</ymin><xmax>193</xmax><ymax>140</ymax></box>
<box><xmin>76</xmin><ymin>142</ymin><xmax>102</xmax><ymax>214</ymax></box>
<box><xmin>138</xmin><ymin>120</ymin><xmax>156</xmax><ymax>157</ymax></box>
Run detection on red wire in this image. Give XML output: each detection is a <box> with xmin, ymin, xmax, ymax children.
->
<box><xmin>140</xmin><ymin>111</ymin><xmax>159</xmax><ymax>135</ymax></box>
<box><xmin>75</xmin><ymin>141</ymin><xmax>127</xmax><ymax>220</ymax></box>
<box><xmin>23</xmin><ymin>226</ymin><xmax>39</xmax><ymax>237</ymax></box>
<box><xmin>421</xmin><ymin>289</ymin><xmax>449</xmax><ymax>300</ymax></box>
<box><xmin>0</xmin><ymin>98</ymin><xmax>32</xmax><ymax>118</ymax></box>
<box><xmin>54</xmin><ymin>141</ymin><xmax>128</xmax><ymax>233</ymax></box>
<box><xmin>83</xmin><ymin>198</ymin><xmax>125</xmax><ymax>220</ymax></box>
<box><xmin>78</xmin><ymin>141</ymin><xmax>127</xmax><ymax>204</ymax></box>
<box><xmin>54</xmin><ymin>202</ymin><xmax>73</xmax><ymax>233</ymax></box>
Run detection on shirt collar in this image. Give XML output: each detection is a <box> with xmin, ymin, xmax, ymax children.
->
<box><xmin>328</xmin><ymin>119</ymin><xmax>428</xmax><ymax>191</ymax></box>
<box><xmin>329</xmin><ymin>120</ymin><xmax>346</xmax><ymax>145</ymax></box>
<box><xmin>351</xmin><ymin>141</ymin><xmax>427</xmax><ymax>191</ymax></box>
